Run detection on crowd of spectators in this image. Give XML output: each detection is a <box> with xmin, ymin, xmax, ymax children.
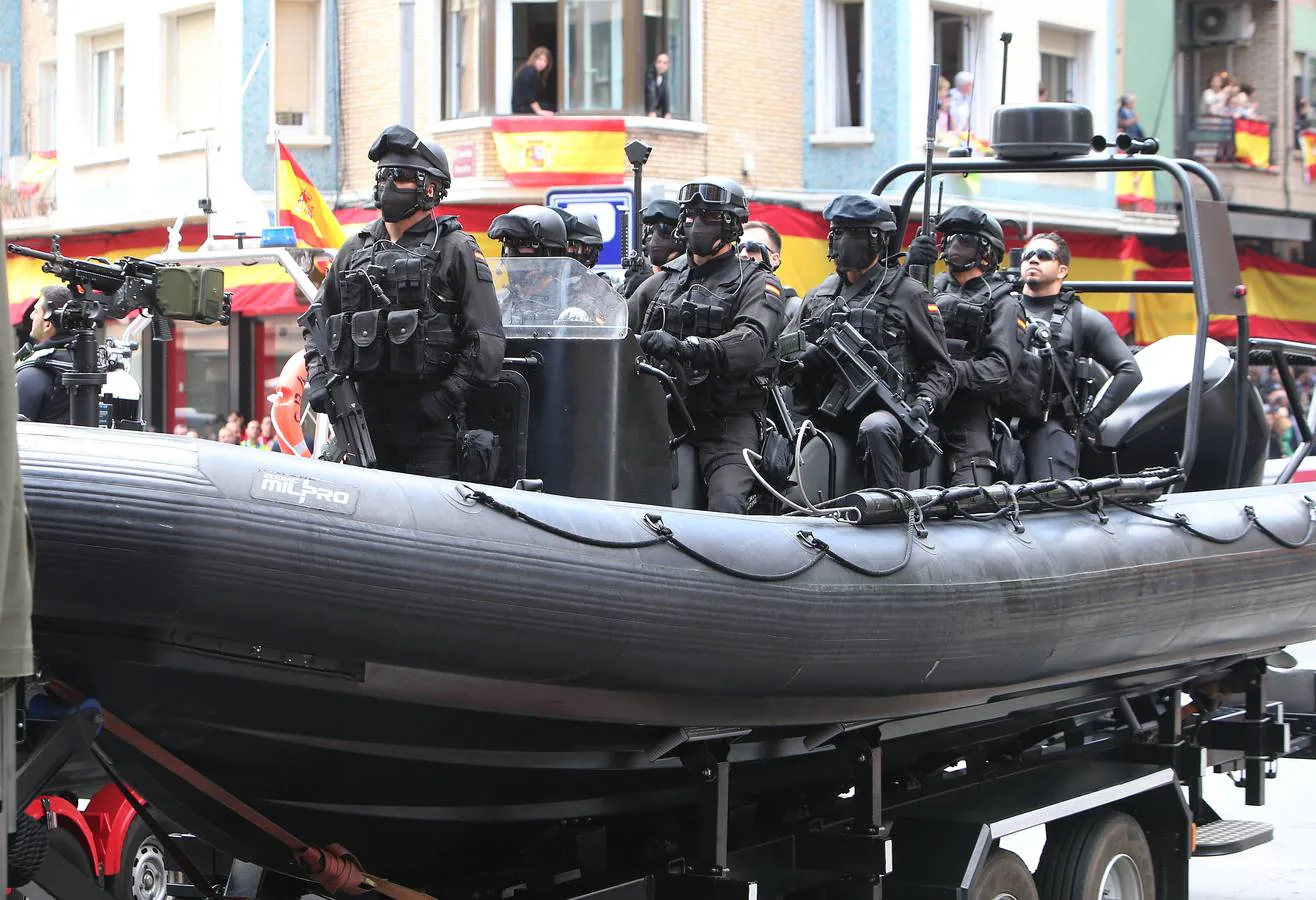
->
<box><xmin>171</xmin><ymin>411</ymin><xmax>282</xmax><ymax>451</ymax></box>
<box><xmin>1252</xmin><ymin>366</ymin><xmax>1313</xmax><ymax>459</ymax></box>
<box><xmin>1200</xmin><ymin>71</ymin><xmax>1263</xmax><ymax>120</ymax></box>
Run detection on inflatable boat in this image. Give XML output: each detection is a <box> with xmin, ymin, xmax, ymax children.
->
<box><xmin>19</xmin><ymin>119</ymin><xmax>1316</xmax><ymax>891</ymax></box>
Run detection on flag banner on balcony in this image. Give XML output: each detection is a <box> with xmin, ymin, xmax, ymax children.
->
<box><xmin>1233</xmin><ymin>118</ymin><xmax>1272</xmax><ymax>170</ymax></box>
<box><xmin>277</xmin><ymin>142</ymin><xmax>346</xmax><ymax>250</ymax></box>
<box><xmin>1300</xmin><ymin>129</ymin><xmax>1316</xmax><ymax>184</ymax></box>
<box><xmin>1114</xmin><ymin>170</ymin><xmax>1156</xmax><ymax>212</ymax></box>
<box><xmin>16</xmin><ymin>152</ymin><xmax>56</xmax><ymax>198</ymax></box>
<box><xmin>490</xmin><ymin>117</ymin><xmax>627</xmax><ymax>187</ymax></box>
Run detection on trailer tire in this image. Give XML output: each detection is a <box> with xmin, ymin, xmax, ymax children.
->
<box><xmin>969</xmin><ymin>849</ymin><xmax>1038</xmax><ymax>900</ymax></box>
<box><xmin>46</xmin><ymin>825</ymin><xmax>95</xmax><ymax>877</ymax></box>
<box><xmin>109</xmin><ymin>816</ymin><xmax>170</xmax><ymax>900</ymax></box>
<box><xmin>7</xmin><ymin>812</ymin><xmax>48</xmax><ymax>887</ymax></box>
<box><xmin>1035</xmin><ymin>810</ymin><xmax>1154</xmax><ymax>900</ymax></box>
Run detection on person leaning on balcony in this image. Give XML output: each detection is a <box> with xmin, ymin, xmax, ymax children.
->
<box><xmin>512</xmin><ymin>47</ymin><xmax>555</xmax><ymax>116</ymax></box>
<box><xmin>645</xmin><ymin>53</ymin><xmax>672</xmax><ymax>118</ymax></box>
<box><xmin>1201</xmin><ymin>72</ymin><xmax>1228</xmax><ymax>115</ymax></box>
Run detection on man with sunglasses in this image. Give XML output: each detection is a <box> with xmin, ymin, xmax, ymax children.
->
<box><xmin>302</xmin><ymin>124</ymin><xmax>505</xmax><ymax>477</ymax></box>
<box><xmin>792</xmin><ymin>195</ymin><xmax>954</xmax><ymax>489</ymax></box>
<box><xmin>738</xmin><ymin>220</ymin><xmax>803</xmax><ymax>326</ymax></box>
<box><xmin>623</xmin><ymin>200</ymin><xmax>685</xmax><ymax>299</ymax></box>
<box><xmin>925</xmin><ymin>206</ymin><xmax>1028</xmax><ymax>485</ymax></box>
<box><xmin>628</xmin><ymin>177</ymin><xmax>786</xmax><ymax>514</ymax></box>
<box><xmin>1012</xmin><ymin>232</ymin><xmax>1142</xmax><ymax>479</ymax></box>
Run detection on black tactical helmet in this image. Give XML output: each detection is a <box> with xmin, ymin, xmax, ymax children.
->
<box><xmin>566</xmin><ymin>211</ymin><xmax>604</xmax><ymax>246</ymax></box>
<box><xmin>641</xmin><ymin>199</ymin><xmax>681</xmax><ymax>224</ymax></box>
<box><xmin>821</xmin><ymin>194</ymin><xmax>898</xmax><ymax>232</ymax></box>
<box><xmin>549</xmin><ymin>207</ymin><xmax>605</xmax><ymax>268</ymax></box>
<box><xmin>368</xmin><ymin>124</ymin><xmax>452</xmax><ymax>189</ymax></box>
<box><xmin>935</xmin><ymin>205</ymin><xmax>1006</xmax><ymax>255</ymax></box>
<box><xmin>488</xmin><ymin>205</ymin><xmax>569</xmax><ymax>256</ymax></box>
<box><xmin>677</xmin><ymin>177</ymin><xmax>750</xmax><ymax>221</ymax></box>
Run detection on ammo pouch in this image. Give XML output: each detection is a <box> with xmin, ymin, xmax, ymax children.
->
<box><xmin>677</xmin><ymin>298</ymin><xmax>729</xmax><ymax>338</ymax></box>
<box><xmin>901</xmin><ymin>424</ymin><xmax>940</xmax><ymax>473</ymax></box>
<box><xmin>155</xmin><ymin>266</ymin><xmax>226</xmax><ymax>323</ymax></box>
<box><xmin>351</xmin><ymin>310</ymin><xmax>387</xmax><ymax>373</ymax></box>
<box><xmin>1001</xmin><ymin>350</ymin><xmax>1046</xmax><ymax>420</ymax></box>
<box><xmin>326</xmin><ymin>313</ymin><xmax>353</xmax><ymax>374</ymax></box>
<box><xmin>991</xmin><ymin>418</ymin><xmax>1024</xmax><ymax>483</ymax></box>
<box><xmin>458</xmin><ymin>429</ymin><xmax>502</xmax><ymax>484</ymax></box>
<box><xmin>386</xmin><ymin>309</ymin><xmax>459</xmax><ymax>377</ymax></box>
<box><xmin>759</xmin><ymin>423</ymin><xmax>793</xmax><ymax>491</ymax></box>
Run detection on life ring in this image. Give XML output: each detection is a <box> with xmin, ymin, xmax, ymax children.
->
<box><xmin>270</xmin><ymin>351</ymin><xmax>312</xmax><ymax>457</ymax></box>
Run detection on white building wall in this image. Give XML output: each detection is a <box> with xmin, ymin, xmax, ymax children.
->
<box><xmin>52</xmin><ymin>0</ymin><xmax>253</xmax><ymax>233</ymax></box>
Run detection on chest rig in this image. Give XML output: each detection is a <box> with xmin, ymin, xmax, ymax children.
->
<box><xmin>642</xmin><ymin>257</ymin><xmax>747</xmax><ymax>339</ymax></box>
<box><xmin>814</xmin><ymin>272</ymin><xmax>912</xmax><ymax>381</ymax></box>
<box><xmin>937</xmin><ymin>279</ymin><xmax>1013</xmax><ymax>361</ymax></box>
<box><xmin>325</xmin><ymin>220</ymin><xmax>462</xmax><ymax>379</ymax></box>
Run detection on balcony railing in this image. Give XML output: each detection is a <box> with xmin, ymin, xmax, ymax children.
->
<box><xmin>1179</xmin><ymin>114</ymin><xmax>1276</xmax><ymax>170</ymax></box>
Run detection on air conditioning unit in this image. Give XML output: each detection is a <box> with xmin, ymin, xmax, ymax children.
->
<box><xmin>1191</xmin><ymin>2</ymin><xmax>1257</xmax><ymax>45</ymax></box>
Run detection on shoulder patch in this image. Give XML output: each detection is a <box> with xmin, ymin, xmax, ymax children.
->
<box><xmin>926</xmin><ymin>302</ymin><xmax>942</xmax><ymax>317</ymax></box>
<box><xmin>766</xmin><ymin>282</ymin><xmax>782</xmax><ymax>297</ymax></box>
<box><xmin>1017</xmin><ymin>317</ymin><xmax>1028</xmax><ymax>331</ymax></box>
<box><xmin>468</xmin><ymin>237</ymin><xmax>493</xmax><ymax>282</ymax></box>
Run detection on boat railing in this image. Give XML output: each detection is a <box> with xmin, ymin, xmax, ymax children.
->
<box><xmin>871</xmin><ymin>151</ymin><xmax>1263</xmax><ymax>490</ymax></box>
<box><xmin>1238</xmin><ymin>338</ymin><xmax>1316</xmax><ymax>486</ymax></box>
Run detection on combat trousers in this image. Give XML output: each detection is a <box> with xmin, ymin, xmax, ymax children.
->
<box><xmin>1021</xmin><ymin>418</ymin><xmax>1078</xmax><ymax>481</ymax></box>
<box><xmin>689</xmin><ymin>411</ymin><xmax>761</xmax><ymax>514</ymax></box>
<box><xmin>938</xmin><ymin>394</ymin><xmax>997</xmax><ymax>487</ymax></box>
<box><xmin>358</xmin><ymin>383</ymin><xmax>460</xmax><ymax>478</ymax></box>
<box><xmin>856</xmin><ymin>410</ymin><xmax>905</xmax><ymax>489</ymax></box>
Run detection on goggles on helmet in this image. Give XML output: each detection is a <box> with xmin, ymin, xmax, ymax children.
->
<box><xmin>376</xmin><ymin>166</ymin><xmax>424</xmax><ymax>183</ymax></box>
<box><xmin>678</xmin><ymin>182</ymin><xmax>734</xmax><ymax>205</ymax></box>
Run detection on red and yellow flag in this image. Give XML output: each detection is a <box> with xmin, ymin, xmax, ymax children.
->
<box><xmin>276</xmin><ymin>142</ymin><xmax>346</xmax><ymax>249</ymax></box>
<box><xmin>490</xmin><ymin>117</ymin><xmax>626</xmax><ymax>187</ymax></box>
<box><xmin>1300</xmin><ymin>129</ymin><xmax>1316</xmax><ymax>184</ymax></box>
<box><xmin>1233</xmin><ymin>118</ymin><xmax>1272</xmax><ymax>170</ymax></box>
<box><xmin>1114</xmin><ymin>169</ymin><xmax>1156</xmax><ymax>212</ymax></box>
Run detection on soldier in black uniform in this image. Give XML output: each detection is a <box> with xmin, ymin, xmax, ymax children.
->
<box><xmin>628</xmin><ymin>177</ymin><xmax>786</xmax><ymax>514</ymax></box>
<box><xmin>793</xmin><ymin>195</ymin><xmax>954</xmax><ymax>489</ymax></box>
<box><xmin>924</xmin><ymin>206</ymin><xmax>1027</xmax><ymax>485</ymax></box>
<box><xmin>489</xmin><ymin>205</ymin><xmax>574</xmax><ymax>326</ymax></box>
<box><xmin>1011</xmin><ymin>232</ymin><xmax>1142</xmax><ymax>480</ymax></box>
<box><xmin>622</xmin><ymin>200</ymin><xmax>684</xmax><ymax>298</ymax></box>
<box><xmin>304</xmin><ymin>124</ymin><xmax>505</xmax><ymax>477</ymax></box>
<box><xmin>15</xmin><ymin>285</ymin><xmax>75</xmax><ymax>424</ymax></box>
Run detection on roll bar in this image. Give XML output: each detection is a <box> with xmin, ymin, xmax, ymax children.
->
<box><xmin>871</xmin><ymin>154</ymin><xmax>1246</xmax><ymax>488</ymax></box>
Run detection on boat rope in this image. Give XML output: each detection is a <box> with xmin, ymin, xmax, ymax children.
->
<box><xmin>47</xmin><ymin>681</ymin><xmax>440</xmax><ymax>900</ymax></box>
<box><xmin>458</xmin><ymin>487</ymin><xmax>668</xmax><ymax>549</ymax></box>
<box><xmin>641</xmin><ymin>513</ymin><xmax>834</xmax><ymax>581</ymax></box>
<box><xmin>1112</xmin><ymin>495</ymin><xmax>1316</xmax><ymax>548</ymax></box>
<box><xmin>796</xmin><ymin>509</ymin><xmax>918</xmax><ymax>577</ymax></box>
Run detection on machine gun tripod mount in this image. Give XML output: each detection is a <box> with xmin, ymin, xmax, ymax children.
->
<box><xmin>7</xmin><ymin>236</ymin><xmax>232</xmax><ymax>428</ymax></box>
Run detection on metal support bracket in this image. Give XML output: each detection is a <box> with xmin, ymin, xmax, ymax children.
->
<box><xmin>15</xmin><ymin>705</ymin><xmax>100</xmax><ymax>809</ymax></box>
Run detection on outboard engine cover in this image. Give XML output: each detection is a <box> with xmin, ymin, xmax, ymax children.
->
<box><xmin>1082</xmin><ymin>335</ymin><xmax>1268</xmax><ymax>489</ymax></box>
<box><xmin>992</xmin><ymin>104</ymin><xmax>1094</xmax><ymax>160</ymax></box>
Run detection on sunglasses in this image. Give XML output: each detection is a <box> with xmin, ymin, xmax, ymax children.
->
<box><xmin>1022</xmin><ymin>248</ymin><xmax>1059</xmax><ymax>263</ymax></box>
<box><xmin>685</xmin><ymin>210</ymin><xmax>725</xmax><ymax>225</ymax></box>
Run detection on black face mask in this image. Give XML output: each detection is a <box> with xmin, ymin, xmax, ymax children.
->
<box><xmin>685</xmin><ymin>218</ymin><xmax>726</xmax><ymax>257</ymax></box>
<box><xmin>943</xmin><ymin>233</ymin><xmax>983</xmax><ymax>272</ymax></box>
<box><xmin>831</xmin><ymin>231</ymin><xmax>877</xmax><ymax>271</ymax></box>
<box><xmin>647</xmin><ymin>230</ymin><xmax>680</xmax><ymax>266</ymax></box>
<box><xmin>379</xmin><ymin>182</ymin><xmax>424</xmax><ymax>223</ymax></box>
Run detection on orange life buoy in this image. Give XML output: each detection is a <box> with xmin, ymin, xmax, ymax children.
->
<box><xmin>270</xmin><ymin>351</ymin><xmax>311</xmax><ymax>457</ymax></box>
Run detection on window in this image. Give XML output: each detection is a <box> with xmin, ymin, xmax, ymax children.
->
<box><xmin>643</xmin><ymin>0</ymin><xmax>689</xmax><ymax>118</ymax></box>
<box><xmin>815</xmin><ymin>0</ymin><xmax>867</xmax><ymax>131</ymax></box>
<box><xmin>563</xmin><ymin>0</ymin><xmax>623</xmax><ymax>110</ymax></box>
<box><xmin>933</xmin><ymin>10</ymin><xmax>981</xmax><ymax>135</ymax></box>
<box><xmin>444</xmin><ymin>0</ymin><xmax>482</xmax><ymax>118</ymax></box>
<box><xmin>166</xmin><ymin>7</ymin><xmax>218</xmax><ymax>139</ymax></box>
<box><xmin>510</xmin><ymin>0</ymin><xmax>560</xmax><ymax>112</ymax></box>
<box><xmin>275</xmin><ymin>0</ymin><xmax>322</xmax><ymax>133</ymax></box>
<box><xmin>37</xmin><ymin>62</ymin><xmax>57</xmax><ymax>152</ymax></box>
<box><xmin>1039</xmin><ymin>27</ymin><xmax>1082</xmax><ymax>104</ymax></box>
<box><xmin>90</xmin><ymin>30</ymin><xmax>125</xmax><ymax>150</ymax></box>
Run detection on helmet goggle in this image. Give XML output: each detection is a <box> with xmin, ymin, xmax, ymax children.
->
<box><xmin>499</xmin><ymin>236</ymin><xmax>548</xmax><ymax>257</ymax></box>
<box><xmin>684</xmin><ymin>208</ymin><xmax>727</xmax><ymax>225</ymax></box>
<box><xmin>678</xmin><ymin>182</ymin><xmax>735</xmax><ymax>205</ymax></box>
<box><xmin>376</xmin><ymin>165</ymin><xmax>425</xmax><ymax>184</ymax></box>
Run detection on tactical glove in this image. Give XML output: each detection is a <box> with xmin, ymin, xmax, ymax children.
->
<box><xmin>799</xmin><ymin>342</ymin><xmax>829</xmax><ymax>376</ymax></box>
<box><xmin>905</xmin><ymin>234</ymin><xmax>939</xmax><ymax>269</ymax></box>
<box><xmin>418</xmin><ymin>382</ymin><xmax>464</xmax><ymax>425</ymax></box>
<box><xmin>305</xmin><ymin>373</ymin><xmax>330</xmax><ymax>415</ymax></box>
<box><xmin>638</xmin><ymin>329</ymin><xmax>685</xmax><ymax>360</ymax></box>
<box><xmin>1079</xmin><ymin>411</ymin><xmax>1103</xmax><ymax>447</ymax></box>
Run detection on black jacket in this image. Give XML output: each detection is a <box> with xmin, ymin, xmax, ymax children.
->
<box><xmin>934</xmin><ymin>272</ymin><xmax>1026</xmax><ymax>399</ymax></box>
<box><xmin>15</xmin><ymin>335</ymin><xmax>74</xmax><ymax>424</ymax></box>
<box><xmin>798</xmin><ymin>265</ymin><xmax>955</xmax><ymax>414</ymax></box>
<box><xmin>306</xmin><ymin>215</ymin><xmax>505</xmax><ymax>404</ymax></box>
<box><xmin>512</xmin><ymin>65</ymin><xmax>544</xmax><ymax>114</ymax></box>
<box><xmin>644</xmin><ymin>68</ymin><xmax>670</xmax><ymax>116</ymax></box>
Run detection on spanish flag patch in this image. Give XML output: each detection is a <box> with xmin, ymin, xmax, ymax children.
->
<box><xmin>472</xmin><ymin>249</ymin><xmax>487</xmax><ymax>262</ymax></box>
<box><xmin>926</xmin><ymin>303</ymin><xmax>941</xmax><ymax>316</ymax></box>
<box><xmin>1017</xmin><ymin>317</ymin><xmax>1028</xmax><ymax>330</ymax></box>
<box><xmin>766</xmin><ymin>282</ymin><xmax>782</xmax><ymax>296</ymax></box>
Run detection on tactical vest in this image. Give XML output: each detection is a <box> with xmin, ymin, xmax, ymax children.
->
<box><xmin>15</xmin><ymin>344</ymin><xmax>74</xmax><ymax>379</ymax></box>
<box><xmin>936</xmin><ymin>279</ymin><xmax>1014</xmax><ymax>361</ymax></box>
<box><xmin>325</xmin><ymin>219</ymin><xmax>463</xmax><ymax>379</ymax></box>
<box><xmin>812</xmin><ymin>272</ymin><xmax>913</xmax><ymax>383</ymax></box>
<box><xmin>1002</xmin><ymin>290</ymin><xmax>1085</xmax><ymax>421</ymax></box>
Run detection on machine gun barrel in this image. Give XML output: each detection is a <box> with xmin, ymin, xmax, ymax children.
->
<box><xmin>6</xmin><ymin>242</ymin><xmax>127</xmax><ymax>295</ymax></box>
<box><xmin>297</xmin><ymin>305</ymin><xmax>377</xmax><ymax>469</ymax></box>
<box><xmin>816</xmin><ymin>320</ymin><xmax>941</xmax><ymax>455</ymax></box>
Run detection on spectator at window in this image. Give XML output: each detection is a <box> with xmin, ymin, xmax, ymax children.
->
<box><xmin>645</xmin><ymin>52</ymin><xmax>672</xmax><ymax>118</ymax></box>
<box><xmin>935</xmin><ymin>75</ymin><xmax>951</xmax><ymax>133</ymax></box>
<box><xmin>1295</xmin><ymin>97</ymin><xmax>1313</xmax><ymax>149</ymax></box>
<box><xmin>948</xmin><ymin>71</ymin><xmax>973</xmax><ymax>133</ymax></box>
<box><xmin>512</xmin><ymin>47</ymin><xmax>555</xmax><ymax>116</ymax></box>
<box><xmin>1117</xmin><ymin>94</ymin><xmax>1145</xmax><ymax>140</ymax></box>
<box><xmin>1227</xmin><ymin>90</ymin><xmax>1256</xmax><ymax>119</ymax></box>
<box><xmin>1201</xmin><ymin>72</ymin><xmax>1228</xmax><ymax>115</ymax></box>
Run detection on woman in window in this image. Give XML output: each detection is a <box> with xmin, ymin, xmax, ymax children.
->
<box><xmin>513</xmin><ymin>47</ymin><xmax>555</xmax><ymax>116</ymax></box>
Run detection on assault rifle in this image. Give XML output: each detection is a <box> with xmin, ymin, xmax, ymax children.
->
<box><xmin>815</xmin><ymin>320</ymin><xmax>942</xmax><ymax>456</ymax></box>
<box><xmin>298</xmin><ymin>305</ymin><xmax>378</xmax><ymax>469</ymax></box>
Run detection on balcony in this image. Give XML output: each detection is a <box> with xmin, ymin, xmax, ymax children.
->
<box><xmin>1177</xmin><ymin>113</ymin><xmax>1291</xmax><ymax>210</ymax></box>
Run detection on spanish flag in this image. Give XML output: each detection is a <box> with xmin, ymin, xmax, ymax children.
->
<box><xmin>277</xmin><ymin>142</ymin><xmax>346</xmax><ymax>250</ymax></box>
<box><xmin>1114</xmin><ymin>169</ymin><xmax>1156</xmax><ymax>212</ymax></box>
<box><xmin>1233</xmin><ymin>118</ymin><xmax>1272</xmax><ymax>170</ymax></box>
<box><xmin>490</xmin><ymin>117</ymin><xmax>626</xmax><ymax>188</ymax></box>
<box><xmin>1300</xmin><ymin>129</ymin><xmax>1316</xmax><ymax>184</ymax></box>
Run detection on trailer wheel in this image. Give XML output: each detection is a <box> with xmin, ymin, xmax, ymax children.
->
<box><xmin>109</xmin><ymin>816</ymin><xmax>170</xmax><ymax>900</ymax></box>
<box><xmin>1035</xmin><ymin>810</ymin><xmax>1155</xmax><ymax>900</ymax></box>
<box><xmin>969</xmin><ymin>849</ymin><xmax>1038</xmax><ymax>900</ymax></box>
<box><xmin>46</xmin><ymin>825</ymin><xmax>95</xmax><ymax>877</ymax></box>
<box><xmin>7</xmin><ymin>812</ymin><xmax>48</xmax><ymax>887</ymax></box>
